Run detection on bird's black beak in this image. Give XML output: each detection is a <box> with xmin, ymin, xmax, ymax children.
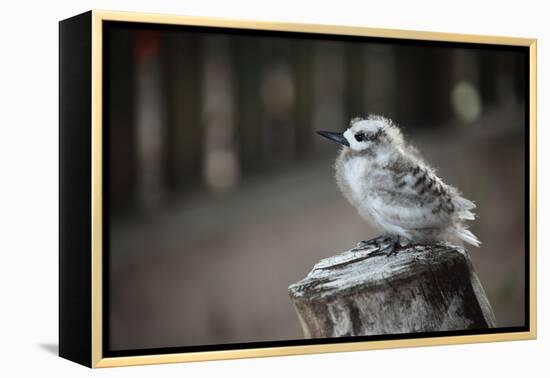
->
<box><xmin>316</xmin><ymin>131</ymin><xmax>350</xmax><ymax>147</ymax></box>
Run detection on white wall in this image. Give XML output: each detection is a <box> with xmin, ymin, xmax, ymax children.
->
<box><xmin>0</xmin><ymin>0</ymin><xmax>546</xmax><ymax>376</ymax></box>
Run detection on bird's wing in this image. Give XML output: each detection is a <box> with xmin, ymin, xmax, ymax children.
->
<box><xmin>366</xmin><ymin>163</ymin><xmax>458</xmax><ymax>235</ymax></box>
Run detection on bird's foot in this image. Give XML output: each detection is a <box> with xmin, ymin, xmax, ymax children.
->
<box><xmin>380</xmin><ymin>236</ymin><xmax>401</xmax><ymax>257</ymax></box>
<box><xmin>354</xmin><ymin>235</ymin><xmax>391</xmax><ymax>251</ymax></box>
<box><xmin>354</xmin><ymin>235</ymin><xmax>405</xmax><ymax>257</ymax></box>
<box><xmin>354</xmin><ymin>235</ymin><xmax>402</xmax><ymax>257</ymax></box>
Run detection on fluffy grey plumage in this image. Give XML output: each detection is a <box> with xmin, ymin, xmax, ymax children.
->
<box><xmin>318</xmin><ymin>115</ymin><xmax>480</xmax><ymax>249</ymax></box>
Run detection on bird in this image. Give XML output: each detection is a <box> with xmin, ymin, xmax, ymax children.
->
<box><xmin>317</xmin><ymin>115</ymin><xmax>480</xmax><ymax>256</ymax></box>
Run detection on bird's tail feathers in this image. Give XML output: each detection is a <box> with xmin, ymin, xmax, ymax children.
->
<box><xmin>454</xmin><ymin>196</ymin><xmax>476</xmax><ymax>211</ymax></box>
<box><xmin>456</xmin><ymin>228</ymin><xmax>481</xmax><ymax>247</ymax></box>
<box><xmin>459</xmin><ymin>210</ymin><xmax>476</xmax><ymax>220</ymax></box>
<box><xmin>454</xmin><ymin>195</ymin><xmax>477</xmax><ymax>221</ymax></box>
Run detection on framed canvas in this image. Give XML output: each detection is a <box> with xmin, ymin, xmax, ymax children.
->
<box><xmin>59</xmin><ymin>10</ymin><xmax>537</xmax><ymax>368</ymax></box>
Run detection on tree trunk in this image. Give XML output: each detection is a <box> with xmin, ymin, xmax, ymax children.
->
<box><xmin>288</xmin><ymin>242</ymin><xmax>496</xmax><ymax>338</ymax></box>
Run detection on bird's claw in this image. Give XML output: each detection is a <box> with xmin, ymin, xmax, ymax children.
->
<box><xmin>355</xmin><ymin>235</ymin><xmax>401</xmax><ymax>257</ymax></box>
<box><xmin>358</xmin><ymin>235</ymin><xmax>389</xmax><ymax>248</ymax></box>
<box><xmin>380</xmin><ymin>236</ymin><xmax>401</xmax><ymax>257</ymax></box>
<box><xmin>354</xmin><ymin>236</ymin><xmax>387</xmax><ymax>252</ymax></box>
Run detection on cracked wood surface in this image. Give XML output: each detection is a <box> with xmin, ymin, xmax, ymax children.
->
<box><xmin>288</xmin><ymin>242</ymin><xmax>496</xmax><ymax>338</ymax></box>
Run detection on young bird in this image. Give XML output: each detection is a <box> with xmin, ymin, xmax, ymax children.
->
<box><xmin>317</xmin><ymin>115</ymin><xmax>480</xmax><ymax>256</ymax></box>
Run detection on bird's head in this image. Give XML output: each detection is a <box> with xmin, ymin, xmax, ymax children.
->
<box><xmin>317</xmin><ymin>115</ymin><xmax>403</xmax><ymax>152</ymax></box>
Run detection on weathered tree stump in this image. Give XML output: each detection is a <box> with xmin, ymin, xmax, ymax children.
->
<box><xmin>288</xmin><ymin>242</ymin><xmax>496</xmax><ymax>338</ymax></box>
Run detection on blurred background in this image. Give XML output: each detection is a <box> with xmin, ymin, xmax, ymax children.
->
<box><xmin>106</xmin><ymin>24</ymin><xmax>527</xmax><ymax>351</ymax></box>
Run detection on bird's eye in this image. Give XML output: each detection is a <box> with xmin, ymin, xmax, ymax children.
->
<box><xmin>355</xmin><ymin>132</ymin><xmax>367</xmax><ymax>142</ymax></box>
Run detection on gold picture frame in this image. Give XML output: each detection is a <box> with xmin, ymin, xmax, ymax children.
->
<box><xmin>59</xmin><ymin>10</ymin><xmax>537</xmax><ymax>368</ymax></box>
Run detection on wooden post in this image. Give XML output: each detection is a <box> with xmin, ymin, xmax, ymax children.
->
<box><xmin>288</xmin><ymin>242</ymin><xmax>496</xmax><ymax>338</ymax></box>
<box><xmin>290</xmin><ymin>39</ymin><xmax>315</xmax><ymax>160</ymax></box>
<box><xmin>161</xmin><ymin>32</ymin><xmax>203</xmax><ymax>191</ymax></box>
<box><xmin>106</xmin><ymin>26</ymin><xmax>137</xmax><ymax>214</ymax></box>
<box><xmin>344</xmin><ymin>42</ymin><xmax>366</xmax><ymax>120</ymax></box>
<box><xmin>234</xmin><ymin>36</ymin><xmax>264</xmax><ymax>173</ymax></box>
